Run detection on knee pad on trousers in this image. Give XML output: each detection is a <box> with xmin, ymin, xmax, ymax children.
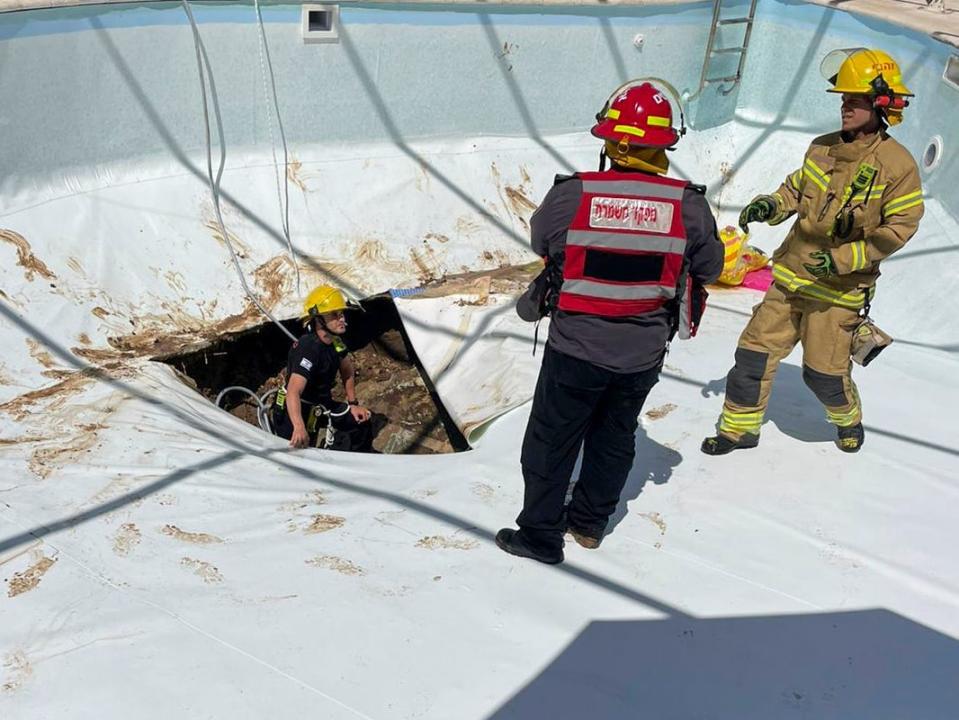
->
<box><xmin>726</xmin><ymin>348</ymin><xmax>769</xmax><ymax>407</ymax></box>
<box><xmin>802</xmin><ymin>365</ymin><xmax>850</xmax><ymax>407</ymax></box>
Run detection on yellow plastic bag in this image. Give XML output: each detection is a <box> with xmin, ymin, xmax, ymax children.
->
<box><xmin>718</xmin><ymin>226</ymin><xmax>748</xmax><ymax>285</ymax></box>
<box><xmin>741</xmin><ymin>245</ymin><xmax>770</xmax><ymax>272</ymax></box>
<box><xmin>717</xmin><ymin>226</ymin><xmax>770</xmax><ymax>286</ymax></box>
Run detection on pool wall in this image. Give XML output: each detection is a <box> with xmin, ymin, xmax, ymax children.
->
<box><xmin>1</xmin><ymin>0</ymin><xmax>956</xmax><ymax>396</ymax></box>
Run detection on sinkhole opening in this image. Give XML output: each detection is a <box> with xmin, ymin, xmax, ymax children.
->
<box><xmin>160</xmin><ymin>295</ymin><xmax>469</xmax><ymax>455</ymax></box>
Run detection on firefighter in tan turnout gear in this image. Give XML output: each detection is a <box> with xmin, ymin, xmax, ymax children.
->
<box><xmin>703</xmin><ymin>48</ymin><xmax>924</xmax><ymax>455</ymax></box>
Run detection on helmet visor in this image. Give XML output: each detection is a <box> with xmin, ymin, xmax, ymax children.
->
<box><xmin>820</xmin><ymin>48</ymin><xmax>866</xmax><ymax>86</ymax></box>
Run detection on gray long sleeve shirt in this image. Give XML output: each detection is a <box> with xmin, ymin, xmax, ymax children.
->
<box><xmin>532</xmin><ymin>170</ymin><xmax>724</xmax><ymax>373</ymax></box>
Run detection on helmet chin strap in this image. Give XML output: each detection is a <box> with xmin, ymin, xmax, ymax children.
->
<box><xmin>308</xmin><ymin>308</ymin><xmax>345</xmax><ymax>337</ymax></box>
<box><xmin>320</xmin><ymin>318</ymin><xmax>345</xmax><ymax>337</ymax></box>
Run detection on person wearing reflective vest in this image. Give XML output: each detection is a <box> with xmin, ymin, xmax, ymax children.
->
<box><xmin>497</xmin><ymin>80</ymin><xmax>724</xmax><ymax>565</ymax></box>
<box><xmin>702</xmin><ymin>48</ymin><xmax>924</xmax><ymax>456</ymax></box>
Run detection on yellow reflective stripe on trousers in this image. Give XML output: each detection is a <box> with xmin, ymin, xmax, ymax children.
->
<box><xmin>882</xmin><ymin>190</ymin><xmax>923</xmax><ymax>217</ymax></box>
<box><xmin>848</xmin><ymin>240</ymin><xmax>869</xmax><ymax>272</ymax></box>
<box><xmin>825</xmin><ymin>387</ymin><xmax>861</xmax><ymax>427</ymax></box>
<box><xmin>826</xmin><ymin>405</ymin><xmax>860</xmax><ymax>426</ymax></box>
<box><xmin>772</xmin><ymin>263</ymin><xmax>874</xmax><ymax>309</ymax></box>
<box><xmin>719</xmin><ymin>409</ymin><xmax>764</xmax><ymax>434</ymax></box>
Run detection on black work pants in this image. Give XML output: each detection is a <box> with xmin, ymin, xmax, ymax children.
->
<box><xmin>273</xmin><ymin>402</ymin><xmax>374</xmax><ymax>452</ymax></box>
<box><xmin>518</xmin><ymin>345</ymin><xmax>660</xmax><ymax>552</ymax></box>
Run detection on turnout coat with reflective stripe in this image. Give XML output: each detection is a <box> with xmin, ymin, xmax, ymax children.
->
<box><xmin>766</xmin><ymin>130</ymin><xmax>923</xmax><ymax>309</ymax></box>
<box><xmin>558</xmin><ymin>170</ymin><xmax>689</xmax><ymax>317</ymax></box>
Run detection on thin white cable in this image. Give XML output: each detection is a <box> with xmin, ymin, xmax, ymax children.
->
<box><xmin>181</xmin><ymin>0</ymin><xmax>297</xmax><ymax>343</ymax></box>
<box><xmin>254</xmin><ymin>0</ymin><xmax>301</xmax><ymax>293</ymax></box>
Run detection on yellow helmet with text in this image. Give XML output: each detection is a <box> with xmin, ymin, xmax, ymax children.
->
<box><xmin>821</xmin><ymin>48</ymin><xmax>913</xmax><ymax>125</ymax></box>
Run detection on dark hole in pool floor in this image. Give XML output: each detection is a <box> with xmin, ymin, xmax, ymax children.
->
<box><xmin>159</xmin><ymin>294</ymin><xmax>468</xmax><ymax>454</ymax></box>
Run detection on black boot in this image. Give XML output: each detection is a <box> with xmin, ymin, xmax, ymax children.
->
<box><xmin>566</xmin><ymin>526</ymin><xmax>602</xmax><ymax>549</ymax></box>
<box><xmin>701</xmin><ymin>433</ymin><xmax>759</xmax><ymax>456</ymax></box>
<box><xmin>836</xmin><ymin>423</ymin><xmax>865</xmax><ymax>453</ymax></box>
<box><xmin>495</xmin><ymin>529</ymin><xmax>564</xmax><ymax>565</ymax></box>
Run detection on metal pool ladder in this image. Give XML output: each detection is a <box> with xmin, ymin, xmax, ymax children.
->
<box><xmin>686</xmin><ymin>0</ymin><xmax>759</xmax><ymax>101</ymax></box>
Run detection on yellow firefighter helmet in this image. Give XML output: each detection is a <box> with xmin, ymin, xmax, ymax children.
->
<box><xmin>302</xmin><ymin>285</ymin><xmax>348</xmax><ymax>320</ymax></box>
<box><xmin>821</xmin><ymin>48</ymin><xmax>913</xmax><ymax>125</ymax></box>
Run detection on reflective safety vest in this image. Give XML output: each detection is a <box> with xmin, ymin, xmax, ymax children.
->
<box><xmin>558</xmin><ymin>170</ymin><xmax>688</xmax><ymax>317</ymax></box>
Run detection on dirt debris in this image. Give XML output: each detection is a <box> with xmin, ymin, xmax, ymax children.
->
<box><xmin>29</xmin><ymin>424</ymin><xmax>103</xmax><ymax>479</ymax></box>
<box><xmin>305</xmin><ymin>555</ymin><xmax>364</xmax><ymax>576</ymax></box>
<box><xmin>161</xmin><ymin>525</ymin><xmax>224</xmax><ymax>545</ymax></box>
<box><xmin>7</xmin><ymin>555</ymin><xmax>57</xmax><ymax>598</ymax></box>
<box><xmin>287</xmin><ymin>155</ymin><xmax>308</xmax><ymax>191</ymax></box>
<box><xmin>639</xmin><ymin>511</ymin><xmax>667</xmax><ymax>536</ymax></box>
<box><xmin>645</xmin><ymin>403</ymin><xmax>678</xmax><ymax>421</ymax></box>
<box><xmin>416</xmin><ymin>535</ymin><xmax>479</xmax><ymax>551</ymax></box>
<box><xmin>411</xmin><ymin>262</ymin><xmax>541</xmax><ymax>300</ymax></box>
<box><xmin>251</xmin><ymin>255</ymin><xmax>294</xmax><ymax>309</ymax></box>
<box><xmin>71</xmin><ymin>347</ymin><xmax>134</xmax><ymax>364</ymax></box>
<box><xmin>470</xmin><ymin>482</ymin><xmax>495</xmax><ymax>500</ymax></box>
<box><xmin>505</xmin><ymin>185</ymin><xmax>537</xmax><ymax>215</ymax></box>
<box><xmin>279</xmin><ymin>490</ymin><xmax>328</xmax><ymax>512</ymax></box>
<box><xmin>409</xmin><ymin>246</ymin><xmax>438</xmax><ymax>284</ymax></box>
<box><xmin>0</xmin><ymin>435</ymin><xmax>50</xmax><ymax>446</ymax></box>
<box><xmin>106</xmin><ymin>254</ymin><xmax>292</xmax><ymax>359</ymax></box>
<box><xmin>303</xmin><ymin>514</ymin><xmax>345</xmax><ymax>535</ymax></box>
<box><xmin>66</xmin><ymin>256</ymin><xmax>85</xmax><ymax>275</ymax></box>
<box><xmin>0</xmin><ymin>229</ymin><xmax>56</xmax><ymax>282</ymax></box>
<box><xmin>456</xmin><ymin>215</ymin><xmax>482</xmax><ymax>236</ymax></box>
<box><xmin>25</xmin><ymin>339</ymin><xmax>56</xmax><ymax>369</ymax></box>
<box><xmin>0</xmin><ymin>369</ymin><xmax>99</xmax><ymax>422</ymax></box>
<box><xmin>180</xmin><ymin>557</ymin><xmax>223</xmax><ymax>584</ymax></box>
<box><xmin>204</xmin><ymin>220</ymin><xmax>251</xmax><ymax>259</ymax></box>
<box><xmin>112</xmin><ymin>523</ymin><xmax>142</xmax><ymax>557</ymax></box>
<box><xmin>1</xmin><ymin>651</ymin><xmax>32</xmax><ymax>694</ymax></box>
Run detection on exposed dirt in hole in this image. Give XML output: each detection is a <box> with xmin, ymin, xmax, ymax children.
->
<box><xmin>160</xmin><ymin>296</ymin><xmax>467</xmax><ymax>455</ymax></box>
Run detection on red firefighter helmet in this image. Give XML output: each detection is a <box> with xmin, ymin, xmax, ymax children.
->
<box><xmin>591</xmin><ymin>79</ymin><xmax>685</xmax><ymax>149</ymax></box>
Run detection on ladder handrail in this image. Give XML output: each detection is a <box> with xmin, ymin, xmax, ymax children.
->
<box><xmin>685</xmin><ymin>0</ymin><xmax>759</xmax><ymax>102</ymax></box>
<box><xmin>686</xmin><ymin>0</ymin><xmax>725</xmax><ymax>102</ymax></box>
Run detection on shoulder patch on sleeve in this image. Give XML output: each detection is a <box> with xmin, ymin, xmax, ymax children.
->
<box><xmin>299</xmin><ymin>357</ymin><xmax>313</xmax><ymax>371</ymax></box>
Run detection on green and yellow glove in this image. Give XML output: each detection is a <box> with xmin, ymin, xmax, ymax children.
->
<box><xmin>738</xmin><ymin>195</ymin><xmax>777</xmax><ymax>234</ymax></box>
<box><xmin>803</xmin><ymin>251</ymin><xmax>836</xmax><ymax>279</ymax></box>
